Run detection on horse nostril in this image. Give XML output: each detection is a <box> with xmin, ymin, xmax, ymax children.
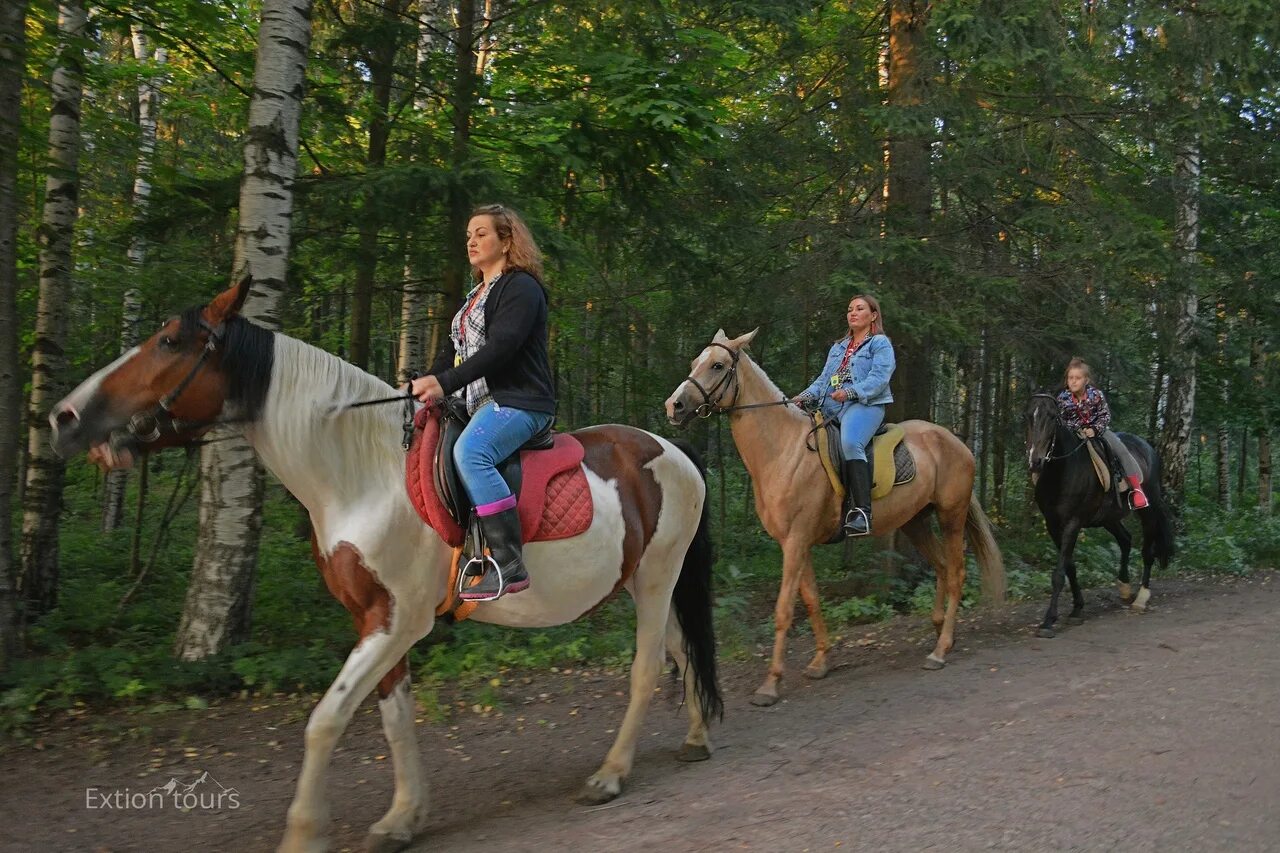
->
<box><xmin>672</xmin><ymin>400</ymin><xmax>684</xmax><ymax>411</ymax></box>
<box><xmin>55</xmin><ymin>408</ymin><xmax>78</xmax><ymax>428</ymax></box>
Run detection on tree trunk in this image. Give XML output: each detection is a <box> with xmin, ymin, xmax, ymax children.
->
<box><xmin>882</xmin><ymin>0</ymin><xmax>933</xmax><ymax>423</ymax></box>
<box><xmin>1155</xmin><ymin>139</ymin><xmax>1200</xmax><ymax>507</ymax></box>
<box><xmin>174</xmin><ymin>0</ymin><xmax>312</xmax><ymax>661</ymax></box>
<box><xmin>348</xmin><ymin>0</ymin><xmax>405</xmax><ymax>371</ymax></box>
<box><xmin>19</xmin><ymin>0</ymin><xmax>87</xmax><ymax>618</ymax></box>
<box><xmin>398</xmin><ymin>0</ymin><xmax>441</xmax><ymax>380</ymax></box>
<box><xmin>443</xmin><ymin>0</ymin><xmax>476</xmax><ymax>309</ymax></box>
<box><xmin>103</xmin><ymin>29</ymin><xmax>166</xmax><ymax>531</ymax></box>
<box><xmin>991</xmin><ymin>351</ymin><xmax>1011</xmax><ymax>520</ymax></box>
<box><xmin>1259</xmin><ymin>427</ymin><xmax>1273</xmax><ymax>514</ymax></box>
<box><xmin>0</xmin><ymin>0</ymin><xmax>31</xmax><ymax>664</ymax></box>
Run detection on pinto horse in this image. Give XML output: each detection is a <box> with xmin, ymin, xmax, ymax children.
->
<box><xmin>1024</xmin><ymin>393</ymin><xmax>1175</xmax><ymax>637</ymax></box>
<box><xmin>50</xmin><ymin>279</ymin><xmax>722</xmax><ymax>853</ymax></box>
<box><xmin>665</xmin><ymin>329</ymin><xmax>1005</xmax><ymax>706</ymax></box>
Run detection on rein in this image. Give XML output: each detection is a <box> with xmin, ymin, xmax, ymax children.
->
<box><xmin>683</xmin><ymin>342</ymin><xmax>793</xmax><ymax>417</ymax></box>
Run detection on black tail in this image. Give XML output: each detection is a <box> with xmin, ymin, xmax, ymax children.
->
<box><xmin>1140</xmin><ymin>448</ymin><xmax>1176</xmax><ymax>565</ymax></box>
<box><xmin>668</xmin><ymin>438</ymin><xmax>724</xmax><ymax>723</ymax></box>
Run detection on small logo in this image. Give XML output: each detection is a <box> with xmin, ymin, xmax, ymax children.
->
<box><xmin>85</xmin><ymin>771</ymin><xmax>241</xmax><ymax>812</ymax></box>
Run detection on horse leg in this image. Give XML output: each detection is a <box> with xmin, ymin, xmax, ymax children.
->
<box><xmin>924</xmin><ymin>508</ymin><xmax>967</xmax><ymax>669</ymax></box>
<box><xmin>898</xmin><ymin>514</ymin><xmax>949</xmax><ymax>668</ymax></box>
<box><xmin>578</xmin><ymin>580</ymin><xmax>671</xmax><ymax>805</ymax></box>
<box><xmin>752</xmin><ymin>538</ymin><xmax>806</xmax><ymax>707</ymax></box>
<box><xmin>798</xmin><ymin>559</ymin><xmax>831</xmax><ymax>680</ymax></box>
<box><xmin>664</xmin><ymin>606</ymin><xmax>712</xmax><ymax>762</ymax></box>
<box><xmin>1038</xmin><ymin>520</ymin><xmax>1081</xmax><ymax>639</ymax></box>
<box><xmin>1064</xmin><ymin>558</ymin><xmax>1085</xmax><ymax>624</ymax></box>
<box><xmin>366</xmin><ymin>669</ymin><xmax>431</xmax><ymax>853</ymax></box>
<box><xmin>1103</xmin><ymin>519</ymin><xmax>1133</xmax><ymax>603</ymax></box>
<box><xmin>279</xmin><ymin>626</ymin><xmax>425</xmax><ymax>853</ymax></box>
<box><xmin>1134</xmin><ymin>526</ymin><xmax>1157</xmax><ymax>612</ymax></box>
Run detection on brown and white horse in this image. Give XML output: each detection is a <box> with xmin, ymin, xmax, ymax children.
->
<box><xmin>50</xmin><ymin>280</ymin><xmax>722</xmax><ymax>853</ymax></box>
<box><xmin>665</xmin><ymin>329</ymin><xmax>1005</xmax><ymax>706</ymax></box>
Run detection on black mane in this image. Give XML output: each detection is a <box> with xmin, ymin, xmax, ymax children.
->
<box><xmin>178</xmin><ymin>307</ymin><xmax>275</xmax><ymax>421</ymax></box>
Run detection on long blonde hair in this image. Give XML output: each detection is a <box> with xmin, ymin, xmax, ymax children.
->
<box><xmin>470</xmin><ymin>204</ymin><xmax>544</xmax><ymax>284</ymax></box>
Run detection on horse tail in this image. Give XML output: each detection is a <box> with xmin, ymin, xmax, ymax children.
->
<box><xmin>965</xmin><ymin>494</ymin><xmax>1007</xmax><ymax>604</ymax></box>
<box><xmin>667</xmin><ymin>438</ymin><xmax>724</xmax><ymax>723</ymax></box>
<box><xmin>1142</xmin><ymin>451</ymin><xmax>1177</xmax><ymax>565</ymax></box>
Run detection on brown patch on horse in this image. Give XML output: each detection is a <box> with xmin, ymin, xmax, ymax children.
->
<box><xmin>575</xmin><ymin>426</ymin><xmax>664</xmax><ymax>605</ymax></box>
<box><xmin>310</xmin><ymin>535</ymin><xmax>406</xmax><ymax>698</ymax></box>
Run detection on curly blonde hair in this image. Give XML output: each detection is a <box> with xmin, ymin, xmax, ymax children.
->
<box><xmin>470</xmin><ymin>204</ymin><xmax>544</xmax><ymax>284</ymax></box>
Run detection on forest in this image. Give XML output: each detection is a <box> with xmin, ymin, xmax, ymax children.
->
<box><xmin>0</xmin><ymin>0</ymin><xmax>1277</xmax><ymax>721</ymax></box>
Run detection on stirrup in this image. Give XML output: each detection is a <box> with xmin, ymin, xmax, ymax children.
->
<box><xmin>458</xmin><ymin>559</ymin><xmax>530</xmax><ymax>602</ymax></box>
<box><xmin>1127</xmin><ymin>491</ymin><xmax>1148</xmax><ymax>510</ymax></box>
<box><xmin>843</xmin><ymin>508</ymin><xmax>871</xmax><ymax>538</ymax></box>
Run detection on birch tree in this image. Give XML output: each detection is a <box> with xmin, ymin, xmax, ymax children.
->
<box><xmin>19</xmin><ymin>0</ymin><xmax>87</xmax><ymax>617</ymax></box>
<box><xmin>173</xmin><ymin>0</ymin><xmax>312</xmax><ymax>660</ymax></box>
<box><xmin>102</xmin><ymin>27</ymin><xmax>166</xmax><ymax>531</ymax></box>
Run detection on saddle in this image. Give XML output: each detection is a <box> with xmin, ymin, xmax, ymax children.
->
<box><xmin>810</xmin><ymin>413</ymin><xmax>917</xmax><ymax>501</ymax></box>
<box><xmin>405</xmin><ymin>399</ymin><xmax>593</xmax><ymax>548</ymax></box>
<box><xmin>1082</xmin><ymin>433</ymin><xmax>1131</xmax><ymax>498</ymax></box>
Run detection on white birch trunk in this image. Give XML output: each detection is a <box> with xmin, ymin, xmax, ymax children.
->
<box><xmin>103</xmin><ymin>29</ymin><xmax>166</xmax><ymax>531</ymax></box>
<box><xmin>0</xmin><ymin>0</ymin><xmax>31</xmax><ymax>662</ymax></box>
<box><xmin>174</xmin><ymin>0</ymin><xmax>312</xmax><ymax>661</ymax></box>
<box><xmin>20</xmin><ymin>0</ymin><xmax>87</xmax><ymax>616</ymax></box>
<box><xmin>1156</xmin><ymin>140</ymin><xmax>1200</xmax><ymax>504</ymax></box>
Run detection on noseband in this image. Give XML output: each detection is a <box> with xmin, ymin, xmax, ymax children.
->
<box><xmin>125</xmin><ymin>317</ymin><xmax>228</xmax><ymax>445</ymax></box>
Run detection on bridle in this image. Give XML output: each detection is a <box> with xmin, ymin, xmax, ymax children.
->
<box><xmin>681</xmin><ymin>342</ymin><xmax>792</xmax><ymax>418</ymax></box>
<box><xmin>1026</xmin><ymin>392</ymin><xmax>1088</xmax><ymax>469</ymax></box>
<box><xmin>122</xmin><ymin>316</ymin><xmax>233</xmax><ymax>446</ymax></box>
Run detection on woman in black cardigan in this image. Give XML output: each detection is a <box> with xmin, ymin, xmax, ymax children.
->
<box><xmin>411</xmin><ymin>204</ymin><xmax>556</xmax><ymax>600</ymax></box>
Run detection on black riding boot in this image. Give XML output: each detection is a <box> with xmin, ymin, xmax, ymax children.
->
<box><xmin>460</xmin><ymin>507</ymin><xmax>531</xmax><ymax>601</ymax></box>
<box><xmin>841</xmin><ymin>459</ymin><xmax>872</xmax><ymax>537</ymax></box>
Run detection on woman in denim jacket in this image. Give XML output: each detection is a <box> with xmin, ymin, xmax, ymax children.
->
<box><xmin>792</xmin><ymin>295</ymin><xmax>896</xmax><ymax>537</ymax></box>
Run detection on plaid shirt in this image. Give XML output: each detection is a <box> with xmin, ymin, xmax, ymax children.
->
<box><xmin>450</xmin><ymin>273</ymin><xmax>501</xmax><ymax>415</ymax></box>
<box><xmin>1057</xmin><ymin>385</ymin><xmax>1112</xmax><ymax>431</ymax></box>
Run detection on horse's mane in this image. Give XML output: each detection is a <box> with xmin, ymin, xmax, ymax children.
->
<box><xmin>179</xmin><ymin>308</ymin><xmax>275</xmax><ymax>420</ymax></box>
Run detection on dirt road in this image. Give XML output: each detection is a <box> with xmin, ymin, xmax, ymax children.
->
<box><xmin>3</xmin><ymin>573</ymin><xmax>1277</xmax><ymax>852</ymax></box>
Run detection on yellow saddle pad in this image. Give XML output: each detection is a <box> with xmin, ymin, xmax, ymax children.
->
<box><xmin>812</xmin><ymin>418</ymin><xmax>912</xmax><ymax>501</ymax></box>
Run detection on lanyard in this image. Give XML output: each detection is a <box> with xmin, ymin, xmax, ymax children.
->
<box><xmin>836</xmin><ymin>335</ymin><xmax>869</xmax><ymax>375</ymax></box>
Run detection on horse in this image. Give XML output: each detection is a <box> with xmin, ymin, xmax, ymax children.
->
<box><xmin>49</xmin><ymin>279</ymin><xmax>723</xmax><ymax>853</ymax></box>
<box><xmin>664</xmin><ymin>329</ymin><xmax>1005</xmax><ymax>706</ymax></box>
<box><xmin>1024</xmin><ymin>392</ymin><xmax>1175</xmax><ymax>637</ymax></box>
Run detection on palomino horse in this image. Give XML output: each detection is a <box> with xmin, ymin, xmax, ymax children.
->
<box><xmin>50</xmin><ymin>279</ymin><xmax>722</xmax><ymax>853</ymax></box>
<box><xmin>1024</xmin><ymin>393</ymin><xmax>1175</xmax><ymax>636</ymax></box>
<box><xmin>665</xmin><ymin>329</ymin><xmax>1005</xmax><ymax>706</ymax></box>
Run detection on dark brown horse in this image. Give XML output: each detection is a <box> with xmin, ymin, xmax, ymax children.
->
<box><xmin>666</xmin><ymin>329</ymin><xmax>1005</xmax><ymax>706</ymax></box>
<box><xmin>50</xmin><ymin>279</ymin><xmax>723</xmax><ymax>853</ymax></box>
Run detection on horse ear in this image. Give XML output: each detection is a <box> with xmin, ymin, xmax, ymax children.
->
<box><xmin>206</xmin><ymin>275</ymin><xmax>252</xmax><ymax>325</ymax></box>
<box><xmin>734</xmin><ymin>327</ymin><xmax>759</xmax><ymax>348</ymax></box>
<box><xmin>712</xmin><ymin>328</ymin><xmax>729</xmax><ymax>344</ymax></box>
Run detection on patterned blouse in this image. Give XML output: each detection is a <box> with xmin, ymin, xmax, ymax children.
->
<box><xmin>450</xmin><ymin>272</ymin><xmax>502</xmax><ymax>415</ymax></box>
<box><xmin>1056</xmin><ymin>385</ymin><xmax>1112</xmax><ymax>431</ymax></box>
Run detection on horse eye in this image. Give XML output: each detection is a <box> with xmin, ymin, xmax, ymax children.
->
<box><xmin>159</xmin><ymin>335</ymin><xmax>178</xmax><ymax>350</ymax></box>
<box><xmin>711</xmin><ymin>362</ymin><xmax>724</xmax><ymax>371</ymax></box>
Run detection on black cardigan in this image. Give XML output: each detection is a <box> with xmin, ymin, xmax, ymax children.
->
<box><xmin>429</xmin><ymin>270</ymin><xmax>556</xmax><ymax>415</ymax></box>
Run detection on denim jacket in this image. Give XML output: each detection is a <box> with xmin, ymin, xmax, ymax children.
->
<box><xmin>798</xmin><ymin>334</ymin><xmax>896</xmax><ymax>417</ymax></box>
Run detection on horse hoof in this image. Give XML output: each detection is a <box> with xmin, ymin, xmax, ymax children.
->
<box><xmin>1131</xmin><ymin>588</ymin><xmax>1151</xmax><ymax>611</ymax></box>
<box><xmin>364</xmin><ymin>832</ymin><xmax>412</xmax><ymax>853</ymax></box>
<box><xmin>1067</xmin><ymin>616</ymin><xmax>1085</xmax><ymax>626</ymax></box>
<box><xmin>577</xmin><ymin>779</ymin><xmax>621</xmax><ymax>806</ymax></box>
<box><xmin>676</xmin><ymin>742</ymin><xmax>711</xmax><ymax>763</ymax></box>
<box><xmin>921</xmin><ymin>655</ymin><xmax>945</xmax><ymax>671</ymax></box>
<box><xmin>750</xmin><ymin>690</ymin><xmax>779</xmax><ymax>707</ymax></box>
<box><xmin>1036</xmin><ymin>627</ymin><xmax>1056</xmax><ymax>639</ymax></box>
<box><xmin>802</xmin><ymin>663</ymin><xmax>829</xmax><ymax>680</ymax></box>
<box><xmin>1117</xmin><ymin>582</ymin><xmax>1131</xmax><ymax>600</ymax></box>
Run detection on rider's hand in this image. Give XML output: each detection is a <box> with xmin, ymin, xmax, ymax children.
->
<box><xmin>1083</xmin><ymin>427</ymin><xmax>1096</xmax><ymax>438</ymax></box>
<box><xmin>832</xmin><ymin>389</ymin><xmax>848</xmax><ymax>403</ymax></box>
<box><xmin>410</xmin><ymin>374</ymin><xmax>444</xmax><ymax>403</ymax></box>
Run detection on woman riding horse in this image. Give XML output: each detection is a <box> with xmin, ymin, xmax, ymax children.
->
<box><xmin>410</xmin><ymin>204</ymin><xmax>556</xmax><ymax>601</ymax></box>
<box><xmin>791</xmin><ymin>295</ymin><xmax>895</xmax><ymax>537</ymax></box>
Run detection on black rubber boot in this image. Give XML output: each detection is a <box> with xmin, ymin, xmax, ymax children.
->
<box><xmin>460</xmin><ymin>506</ymin><xmax>531</xmax><ymax>601</ymax></box>
<box><xmin>841</xmin><ymin>459</ymin><xmax>872</xmax><ymax>537</ymax></box>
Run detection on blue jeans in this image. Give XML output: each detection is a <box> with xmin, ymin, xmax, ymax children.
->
<box><xmin>453</xmin><ymin>401</ymin><xmax>554</xmax><ymax>509</ymax></box>
<box><xmin>838</xmin><ymin>402</ymin><xmax>885</xmax><ymax>462</ymax></box>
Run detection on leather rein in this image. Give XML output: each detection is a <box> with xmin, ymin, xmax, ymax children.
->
<box><xmin>683</xmin><ymin>342</ymin><xmax>792</xmax><ymax>418</ymax></box>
